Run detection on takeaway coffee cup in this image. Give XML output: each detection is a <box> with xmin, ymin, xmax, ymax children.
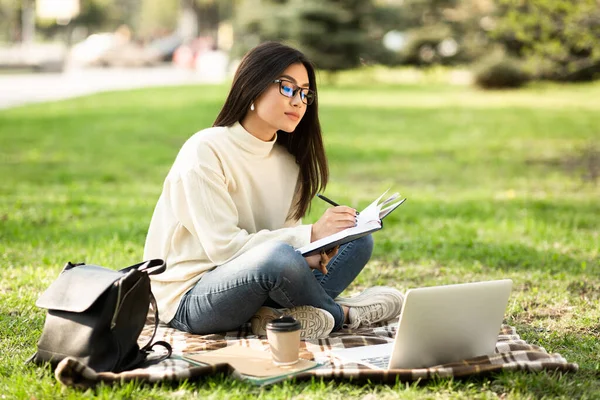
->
<box><xmin>266</xmin><ymin>316</ymin><xmax>302</xmax><ymax>366</ymax></box>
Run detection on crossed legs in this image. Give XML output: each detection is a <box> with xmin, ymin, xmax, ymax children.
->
<box><xmin>170</xmin><ymin>236</ymin><xmax>374</xmax><ymax>334</ymax></box>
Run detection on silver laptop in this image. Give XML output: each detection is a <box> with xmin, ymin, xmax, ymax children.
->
<box><xmin>331</xmin><ymin>279</ymin><xmax>513</xmax><ymax>369</ymax></box>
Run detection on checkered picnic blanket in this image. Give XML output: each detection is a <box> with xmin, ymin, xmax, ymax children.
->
<box><xmin>54</xmin><ymin>317</ymin><xmax>578</xmax><ymax>388</ymax></box>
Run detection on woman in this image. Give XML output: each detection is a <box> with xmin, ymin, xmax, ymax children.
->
<box><xmin>144</xmin><ymin>42</ymin><xmax>403</xmax><ymax>339</ymax></box>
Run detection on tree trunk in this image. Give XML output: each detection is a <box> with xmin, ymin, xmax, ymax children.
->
<box><xmin>195</xmin><ymin>2</ymin><xmax>220</xmax><ymax>45</ymax></box>
<box><xmin>21</xmin><ymin>0</ymin><xmax>36</xmax><ymax>44</ymax></box>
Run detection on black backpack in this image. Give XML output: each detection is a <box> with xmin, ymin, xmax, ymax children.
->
<box><xmin>30</xmin><ymin>259</ymin><xmax>172</xmax><ymax>372</ymax></box>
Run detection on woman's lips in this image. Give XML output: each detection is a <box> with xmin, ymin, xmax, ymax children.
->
<box><xmin>285</xmin><ymin>112</ymin><xmax>300</xmax><ymax>121</ymax></box>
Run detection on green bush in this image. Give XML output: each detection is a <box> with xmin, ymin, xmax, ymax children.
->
<box><xmin>492</xmin><ymin>0</ymin><xmax>600</xmax><ymax>83</ymax></box>
<box><xmin>537</xmin><ymin>60</ymin><xmax>600</xmax><ymax>83</ymax></box>
<box><xmin>473</xmin><ymin>54</ymin><xmax>530</xmax><ymax>89</ymax></box>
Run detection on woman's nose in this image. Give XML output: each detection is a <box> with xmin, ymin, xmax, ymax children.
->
<box><xmin>290</xmin><ymin>91</ymin><xmax>303</xmax><ymax>107</ymax></box>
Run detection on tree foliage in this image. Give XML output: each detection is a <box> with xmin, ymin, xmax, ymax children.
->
<box><xmin>391</xmin><ymin>0</ymin><xmax>495</xmax><ymax>65</ymax></box>
<box><xmin>234</xmin><ymin>0</ymin><xmax>381</xmax><ymax>74</ymax></box>
<box><xmin>0</xmin><ymin>0</ymin><xmax>21</xmax><ymax>42</ymax></box>
<box><xmin>493</xmin><ymin>0</ymin><xmax>600</xmax><ymax>81</ymax></box>
<box><xmin>291</xmin><ymin>0</ymin><xmax>370</xmax><ymax>72</ymax></box>
<box><xmin>33</xmin><ymin>0</ymin><xmax>127</xmax><ymax>43</ymax></box>
<box><xmin>138</xmin><ymin>0</ymin><xmax>179</xmax><ymax>37</ymax></box>
<box><xmin>1</xmin><ymin>0</ymin><xmax>233</xmax><ymax>43</ymax></box>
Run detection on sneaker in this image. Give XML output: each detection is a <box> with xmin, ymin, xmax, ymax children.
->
<box><xmin>250</xmin><ymin>305</ymin><xmax>335</xmax><ymax>339</ymax></box>
<box><xmin>335</xmin><ymin>286</ymin><xmax>404</xmax><ymax>329</ymax></box>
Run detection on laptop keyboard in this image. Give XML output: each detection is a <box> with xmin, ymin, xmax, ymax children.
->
<box><xmin>360</xmin><ymin>355</ymin><xmax>390</xmax><ymax>369</ymax></box>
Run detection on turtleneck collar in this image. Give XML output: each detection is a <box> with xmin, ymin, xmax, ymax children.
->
<box><xmin>228</xmin><ymin>122</ymin><xmax>278</xmax><ymax>157</ymax></box>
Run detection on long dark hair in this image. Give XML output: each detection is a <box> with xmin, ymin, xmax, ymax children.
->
<box><xmin>214</xmin><ymin>41</ymin><xmax>328</xmax><ymax>220</ymax></box>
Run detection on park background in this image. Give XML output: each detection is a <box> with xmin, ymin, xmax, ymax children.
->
<box><xmin>1</xmin><ymin>0</ymin><xmax>599</xmax><ymax>398</ymax></box>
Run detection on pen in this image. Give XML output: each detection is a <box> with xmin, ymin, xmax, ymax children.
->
<box><xmin>316</xmin><ymin>193</ymin><xmax>340</xmax><ymax>207</ymax></box>
<box><xmin>317</xmin><ymin>194</ymin><xmax>359</xmax><ymax>215</ymax></box>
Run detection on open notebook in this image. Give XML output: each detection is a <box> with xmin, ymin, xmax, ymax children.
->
<box><xmin>297</xmin><ymin>190</ymin><xmax>406</xmax><ymax>257</ymax></box>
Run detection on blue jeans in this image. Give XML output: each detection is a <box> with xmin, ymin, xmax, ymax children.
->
<box><xmin>170</xmin><ymin>235</ymin><xmax>374</xmax><ymax>334</ymax></box>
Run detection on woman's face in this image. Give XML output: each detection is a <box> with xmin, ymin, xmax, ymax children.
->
<box><xmin>253</xmin><ymin>62</ymin><xmax>311</xmax><ymax>134</ymax></box>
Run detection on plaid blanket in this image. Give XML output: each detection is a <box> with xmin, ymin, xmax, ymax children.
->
<box><xmin>54</xmin><ymin>318</ymin><xmax>578</xmax><ymax>388</ymax></box>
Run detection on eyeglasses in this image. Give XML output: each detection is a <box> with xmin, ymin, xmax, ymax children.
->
<box><xmin>273</xmin><ymin>79</ymin><xmax>315</xmax><ymax>105</ymax></box>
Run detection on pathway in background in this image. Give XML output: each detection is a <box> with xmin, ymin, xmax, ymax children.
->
<box><xmin>0</xmin><ymin>66</ymin><xmax>223</xmax><ymax>109</ymax></box>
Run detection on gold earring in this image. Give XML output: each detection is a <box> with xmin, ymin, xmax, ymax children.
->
<box><xmin>250</xmin><ymin>103</ymin><xmax>255</xmax><ymax>111</ymax></box>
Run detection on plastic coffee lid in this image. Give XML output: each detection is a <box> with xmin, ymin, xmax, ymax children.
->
<box><xmin>266</xmin><ymin>316</ymin><xmax>301</xmax><ymax>332</ymax></box>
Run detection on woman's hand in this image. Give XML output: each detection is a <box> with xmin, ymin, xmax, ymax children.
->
<box><xmin>311</xmin><ymin>206</ymin><xmax>357</xmax><ymax>242</ymax></box>
<box><xmin>303</xmin><ymin>246</ymin><xmax>339</xmax><ymax>275</ymax></box>
<box><xmin>304</xmin><ymin>253</ymin><xmax>321</xmax><ymax>270</ymax></box>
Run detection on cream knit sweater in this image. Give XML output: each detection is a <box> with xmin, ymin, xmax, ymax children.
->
<box><xmin>144</xmin><ymin>122</ymin><xmax>313</xmax><ymax>323</ymax></box>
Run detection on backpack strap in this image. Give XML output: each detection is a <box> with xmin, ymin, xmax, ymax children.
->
<box><xmin>138</xmin><ymin>259</ymin><xmax>167</xmax><ymax>276</ymax></box>
<box><xmin>120</xmin><ymin>259</ymin><xmax>166</xmax><ymax>276</ymax></box>
<box><xmin>144</xmin><ymin>341</ymin><xmax>173</xmax><ymax>363</ymax></box>
<box><xmin>140</xmin><ymin>292</ymin><xmax>172</xmax><ymax>361</ymax></box>
<box><xmin>122</xmin><ymin>259</ymin><xmax>172</xmax><ymax>361</ymax></box>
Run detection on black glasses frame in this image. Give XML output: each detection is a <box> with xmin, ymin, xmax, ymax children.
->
<box><xmin>273</xmin><ymin>79</ymin><xmax>315</xmax><ymax>105</ymax></box>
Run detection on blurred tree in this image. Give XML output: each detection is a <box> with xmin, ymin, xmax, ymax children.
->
<box><xmin>0</xmin><ymin>0</ymin><xmax>21</xmax><ymax>42</ymax></box>
<box><xmin>68</xmin><ymin>0</ymin><xmax>121</xmax><ymax>31</ymax></box>
<box><xmin>119</xmin><ymin>0</ymin><xmax>140</xmax><ymax>29</ymax></box>
<box><xmin>179</xmin><ymin>0</ymin><xmax>236</xmax><ymax>43</ymax></box>
<box><xmin>493</xmin><ymin>0</ymin><xmax>600</xmax><ymax>81</ymax></box>
<box><xmin>291</xmin><ymin>0</ymin><xmax>372</xmax><ymax>75</ymax></box>
<box><xmin>392</xmin><ymin>0</ymin><xmax>495</xmax><ymax>66</ymax></box>
<box><xmin>363</xmin><ymin>2</ymin><xmax>407</xmax><ymax>65</ymax></box>
<box><xmin>139</xmin><ymin>0</ymin><xmax>179</xmax><ymax>37</ymax></box>
<box><xmin>2</xmin><ymin>0</ymin><xmax>176</xmax><ymax>44</ymax></box>
<box><xmin>36</xmin><ymin>0</ymin><xmax>124</xmax><ymax>42</ymax></box>
<box><xmin>232</xmin><ymin>0</ymin><xmax>286</xmax><ymax>50</ymax></box>
<box><xmin>234</xmin><ymin>0</ymin><xmax>383</xmax><ymax>77</ymax></box>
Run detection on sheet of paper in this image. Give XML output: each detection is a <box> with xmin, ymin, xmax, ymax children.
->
<box><xmin>379</xmin><ymin>198</ymin><xmax>406</xmax><ymax>219</ymax></box>
<box><xmin>380</xmin><ymin>192</ymin><xmax>401</xmax><ymax>207</ymax></box>
<box><xmin>356</xmin><ymin>190</ymin><xmax>389</xmax><ymax>225</ymax></box>
<box><xmin>185</xmin><ymin>345</ymin><xmax>317</xmax><ymax>377</ymax></box>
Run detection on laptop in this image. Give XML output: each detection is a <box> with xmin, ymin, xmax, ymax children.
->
<box><xmin>331</xmin><ymin>279</ymin><xmax>513</xmax><ymax>370</ymax></box>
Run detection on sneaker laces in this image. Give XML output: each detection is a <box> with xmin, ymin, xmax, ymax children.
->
<box><xmin>346</xmin><ymin>303</ymin><xmax>385</xmax><ymax>329</ymax></box>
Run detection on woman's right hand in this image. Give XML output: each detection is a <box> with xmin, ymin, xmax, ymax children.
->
<box><xmin>311</xmin><ymin>206</ymin><xmax>357</xmax><ymax>242</ymax></box>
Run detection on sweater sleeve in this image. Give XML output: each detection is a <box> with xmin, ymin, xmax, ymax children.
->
<box><xmin>169</xmin><ymin>161</ymin><xmax>312</xmax><ymax>266</ymax></box>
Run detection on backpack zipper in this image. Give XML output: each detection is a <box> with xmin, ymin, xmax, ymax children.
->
<box><xmin>110</xmin><ymin>279</ymin><xmax>123</xmax><ymax>329</ymax></box>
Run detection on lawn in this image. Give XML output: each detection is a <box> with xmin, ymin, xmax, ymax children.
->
<box><xmin>1</xmin><ymin>77</ymin><xmax>599</xmax><ymax>399</ymax></box>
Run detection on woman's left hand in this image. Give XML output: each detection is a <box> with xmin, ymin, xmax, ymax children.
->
<box><xmin>304</xmin><ymin>246</ymin><xmax>339</xmax><ymax>275</ymax></box>
<box><xmin>304</xmin><ymin>253</ymin><xmax>322</xmax><ymax>271</ymax></box>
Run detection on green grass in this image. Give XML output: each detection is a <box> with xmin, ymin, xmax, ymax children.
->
<box><xmin>1</xmin><ymin>78</ymin><xmax>599</xmax><ymax>399</ymax></box>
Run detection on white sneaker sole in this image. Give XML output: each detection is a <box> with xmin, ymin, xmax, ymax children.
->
<box><xmin>250</xmin><ymin>305</ymin><xmax>335</xmax><ymax>340</ymax></box>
